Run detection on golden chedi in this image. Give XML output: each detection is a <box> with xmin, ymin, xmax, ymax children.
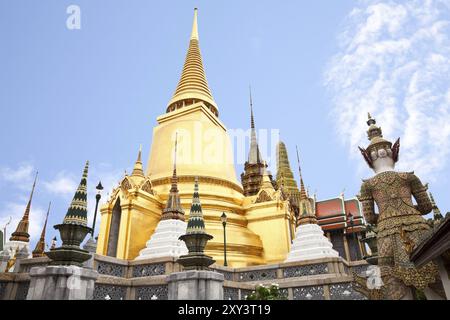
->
<box><xmin>96</xmin><ymin>9</ymin><xmax>296</xmax><ymax>267</ymax></box>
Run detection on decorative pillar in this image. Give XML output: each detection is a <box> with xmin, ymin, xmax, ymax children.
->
<box><xmin>168</xmin><ymin>175</ymin><xmax>224</xmax><ymax>300</ymax></box>
<box><xmin>0</xmin><ymin>250</ymin><xmax>10</xmax><ymax>272</ymax></box>
<box><xmin>358</xmin><ymin>235</ymin><xmax>366</xmax><ymax>258</ymax></box>
<box><xmin>13</xmin><ymin>246</ymin><xmax>30</xmax><ymax>272</ymax></box>
<box><xmin>27</xmin><ymin>161</ymin><xmax>98</xmax><ymax>300</ymax></box>
<box><xmin>343</xmin><ymin>233</ymin><xmax>351</xmax><ymax>261</ymax></box>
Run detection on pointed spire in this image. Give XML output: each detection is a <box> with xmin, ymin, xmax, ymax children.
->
<box><xmin>295</xmin><ymin>147</ymin><xmax>316</xmax><ymax>225</ymax></box>
<box><xmin>429</xmin><ymin>192</ymin><xmax>443</xmax><ymax>222</ymax></box>
<box><xmin>296</xmin><ymin>146</ymin><xmax>307</xmax><ymax>200</ymax></box>
<box><xmin>367</xmin><ymin>112</ymin><xmax>376</xmax><ymax>126</ymax></box>
<box><xmin>131</xmin><ymin>145</ymin><xmax>145</xmax><ymax>177</ymax></box>
<box><xmin>172</xmin><ymin>132</ymin><xmax>178</xmax><ymax>189</ymax></box>
<box><xmin>63</xmin><ymin>161</ymin><xmax>89</xmax><ymax>226</ymax></box>
<box><xmin>248</xmin><ymin>88</ymin><xmax>263</xmax><ymax>164</ymax></box>
<box><xmin>32</xmin><ymin>202</ymin><xmax>51</xmax><ymax>258</ymax></box>
<box><xmin>10</xmin><ymin>171</ymin><xmax>38</xmax><ymax>242</ymax></box>
<box><xmin>185</xmin><ymin>177</ymin><xmax>206</xmax><ymax>234</ymax></box>
<box><xmin>260</xmin><ymin>163</ymin><xmax>275</xmax><ymax>191</ymax></box>
<box><xmin>250</xmin><ymin>85</ymin><xmax>255</xmax><ymax>129</ymax></box>
<box><xmin>276</xmin><ymin>141</ymin><xmax>300</xmax><ymax>206</ymax></box>
<box><xmin>162</xmin><ymin>134</ymin><xmax>185</xmax><ymax>221</ymax></box>
<box><xmin>191</xmin><ymin>8</ymin><xmax>199</xmax><ymax>40</ymax></box>
<box><xmin>365</xmin><ymin>112</ymin><xmax>388</xmax><ymax>143</ymax></box>
<box><xmin>167</xmin><ymin>8</ymin><xmax>218</xmax><ymax>116</ymax></box>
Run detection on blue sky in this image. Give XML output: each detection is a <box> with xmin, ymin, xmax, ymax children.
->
<box><xmin>1</xmin><ymin>0</ymin><xmax>449</xmax><ymax>247</ymax></box>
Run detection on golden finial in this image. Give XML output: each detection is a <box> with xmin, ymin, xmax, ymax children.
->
<box><xmin>191</xmin><ymin>8</ymin><xmax>199</xmax><ymax>40</ymax></box>
<box><xmin>131</xmin><ymin>145</ymin><xmax>144</xmax><ymax>177</ymax></box>
<box><xmin>249</xmin><ymin>85</ymin><xmax>255</xmax><ymax>129</ymax></box>
<box><xmin>367</xmin><ymin>112</ymin><xmax>376</xmax><ymax>126</ymax></box>
<box><xmin>166</xmin><ymin>8</ymin><xmax>218</xmax><ymax>116</ymax></box>
<box><xmin>295</xmin><ymin>145</ymin><xmax>307</xmax><ymax>200</ymax></box>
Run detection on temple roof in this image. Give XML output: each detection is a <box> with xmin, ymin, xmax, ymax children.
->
<box><xmin>315</xmin><ymin>198</ymin><xmax>345</xmax><ymax>218</ymax></box>
<box><xmin>167</xmin><ymin>9</ymin><xmax>218</xmax><ymax>116</ymax></box>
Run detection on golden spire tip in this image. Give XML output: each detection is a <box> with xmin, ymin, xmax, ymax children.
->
<box><xmin>191</xmin><ymin>8</ymin><xmax>199</xmax><ymax>40</ymax></box>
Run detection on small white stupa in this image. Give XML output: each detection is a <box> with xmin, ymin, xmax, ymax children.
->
<box><xmin>285</xmin><ymin>222</ymin><xmax>339</xmax><ymax>262</ymax></box>
<box><xmin>285</xmin><ymin>147</ymin><xmax>338</xmax><ymax>262</ymax></box>
<box><xmin>135</xmin><ymin>219</ymin><xmax>187</xmax><ymax>260</ymax></box>
<box><xmin>135</xmin><ymin>135</ymin><xmax>188</xmax><ymax>260</ymax></box>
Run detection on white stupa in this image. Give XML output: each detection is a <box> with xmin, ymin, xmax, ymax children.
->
<box><xmin>285</xmin><ymin>148</ymin><xmax>339</xmax><ymax>262</ymax></box>
<box><xmin>285</xmin><ymin>223</ymin><xmax>339</xmax><ymax>262</ymax></box>
<box><xmin>135</xmin><ymin>219</ymin><xmax>188</xmax><ymax>260</ymax></box>
<box><xmin>135</xmin><ymin>137</ymin><xmax>188</xmax><ymax>260</ymax></box>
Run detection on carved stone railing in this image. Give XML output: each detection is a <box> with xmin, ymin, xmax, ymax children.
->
<box><xmin>0</xmin><ymin>254</ymin><xmax>368</xmax><ymax>300</ymax></box>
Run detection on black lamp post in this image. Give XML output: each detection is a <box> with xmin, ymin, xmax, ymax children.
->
<box><xmin>221</xmin><ymin>212</ymin><xmax>228</xmax><ymax>267</ymax></box>
<box><xmin>91</xmin><ymin>181</ymin><xmax>103</xmax><ymax>238</ymax></box>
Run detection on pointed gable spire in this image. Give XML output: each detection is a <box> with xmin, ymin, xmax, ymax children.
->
<box><xmin>248</xmin><ymin>86</ymin><xmax>263</xmax><ymax>164</ymax></box>
<box><xmin>429</xmin><ymin>192</ymin><xmax>443</xmax><ymax>222</ymax></box>
<box><xmin>190</xmin><ymin>8</ymin><xmax>199</xmax><ymax>40</ymax></box>
<box><xmin>276</xmin><ymin>141</ymin><xmax>299</xmax><ymax>189</ymax></box>
<box><xmin>161</xmin><ymin>133</ymin><xmax>185</xmax><ymax>221</ymax></box>
<box><xmin>63</xmin><ymin>161</ymin><xmax>89</xmax><ymax>226</ymax></box>
<box><xmin>186</xmin><ymin>177</ymin><xmax>206</xmax><ymax>234</ymax></box>
<box><xmin>296</xmin><ymin>146</ymin><xmax>307</xmax><ymax>200</ymax></box>
<box><xmin>32</xmin><ymin>202</ymin><xmax>51</xmax><ymax>258</ymax></box>
<box><xmin>260</xmin><ymin>163</ymin><xmax>275</xmax><ymax>191</ymax></box>
<box><xmin>10</xmin><ymin>171</ymin><xmax>38</xmax><ymax>242</ymax></box>
<box><xmin>131</xmin><ymin>145</ymin><xmax>145</xmax><ymax>177</ymax></box>
<box><xmin>167</xmin><ymin>8</ymin><xmax>218</xmax><ymax>116</ymax></box>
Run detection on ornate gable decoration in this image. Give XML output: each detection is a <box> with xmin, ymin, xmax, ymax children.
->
<box><xmin>121</xmin><ymin>177</ymin><xmax>132</xmax><ymax>191</ymax></box>
<box><xmin>141</xmin><ymin>179</ymin><xmax>154</xmax><ymax>195</ymax></box>
<box><xmin>255</xmin><ymin>190</ymin><xmax>274</xmax><ymax>203</ymax></box>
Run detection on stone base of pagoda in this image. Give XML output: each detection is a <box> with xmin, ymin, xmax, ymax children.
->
<box><xmin>285</xmin><ymin>223</ymin><xmax>339</xmax><ymax>262</ymax></box>
<box><xmin>26</xmin><ymin>265</ymin><xmax>98</xmax><ymax>300</ymax></box>
<box><xmin>167</xmin><ymin>270</ymin><xmax>224</xmax><ymax>300</ymax></box>
<box><xmin>1</xmin><ymin>241</ymin><xmax>31</xmax><ymax>259</ymax></box>
<box><xmin>135</xmin><ymin>219</ymin><xmax>188</xmax><ymax>260</ymax></box>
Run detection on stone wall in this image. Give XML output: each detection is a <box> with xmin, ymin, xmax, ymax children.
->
<box><xmin>0</xmin><ymin>254</ymin><xmax>368</xmax><ymax>300</ymax></box>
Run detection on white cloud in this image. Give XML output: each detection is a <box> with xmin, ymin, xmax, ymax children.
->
<box><xmin>325</xmin><ymin>0</ymin><xmax>450</xmax><ymax>181</ymax></box>
<box><xmin>0</xmin><ymin>163</ymin><xmax>35</xmax><ymax>190</ymax></box>
<box><xmin>42</xmin><ymin>172</ymin><xmax>78</xmax><ymax>197</ymax></box>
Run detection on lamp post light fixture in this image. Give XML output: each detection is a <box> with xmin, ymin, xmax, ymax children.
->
<box><xmin>91</xmin><ymin>181</ymin><xmax>104</xmax><ymax>238</ymax></box>
<box><xmin>221</xmin><ymin>212</ymin><xmax>228</xmax><ymax>267</ymax></box>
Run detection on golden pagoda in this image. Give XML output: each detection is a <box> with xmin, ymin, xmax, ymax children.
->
<box><xmin>276</xmin><ymin>141</ymin><xmax>301</xmax><ymax>213</ymax></box>
<box><xmin>96</xmin><ymin>9</ymin><xmax>296</xmax><ymax>266</ymax></box>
